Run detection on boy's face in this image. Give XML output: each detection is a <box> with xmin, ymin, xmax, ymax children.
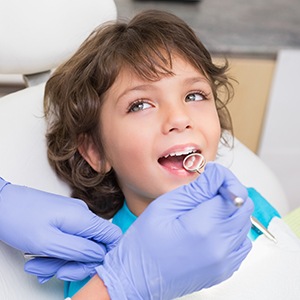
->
<box><xmin>100</xmin><ymin>56</ymin><xmax>221</xmax><ymax>216</ymax></box>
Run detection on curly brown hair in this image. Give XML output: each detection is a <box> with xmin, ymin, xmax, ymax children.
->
<box><xmin>44</xmin><ymin>9</ymin><xmax>234</xmax><ymax>219</ymax></box>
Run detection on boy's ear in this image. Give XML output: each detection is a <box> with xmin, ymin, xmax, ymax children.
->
<box><xmin>78</xmin><ymin>134</ymin><xmax>111</xmax><ymax>173</ymax></box>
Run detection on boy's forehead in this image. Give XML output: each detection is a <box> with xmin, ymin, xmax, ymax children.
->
<box><xmin>117</xmin><ymin>55</ymin><xmax>206</xmax><ymax>83</ymax></box>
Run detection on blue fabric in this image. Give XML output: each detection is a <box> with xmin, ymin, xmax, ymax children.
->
<box><xmin>64</xmin><ymin>277</ymin><xmax>90</xmax><ymax>298</ymax></box>
<box><xmin>64</xmin><ymin>187</ymin><xmax>281</xmax><ymax>297</ymax></box>
<box><xmin>247</xmin><ymin>187</ymin><xmax>281</xmax><ymax>240</ymax></box>
<box><xmin>112</xmin><ymin>201</ymin><xmax>137</xmax><ymax>233</ymax></box>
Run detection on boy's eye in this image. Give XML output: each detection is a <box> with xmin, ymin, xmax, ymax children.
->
<box><xmin>128</xmin><ymin>100</ymin><xmax>152</xmax><ymax>112</ymax></box>
<box><xmin>185</xmin><ymin>92</ymin><xmax>205</xmax><ymax>102</ymax></box>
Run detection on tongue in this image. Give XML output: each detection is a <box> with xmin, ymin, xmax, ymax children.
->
<box><xmin>159</xmin><ymin>155</ymin><xmax>185</xmax><ymax>170</ymax></box>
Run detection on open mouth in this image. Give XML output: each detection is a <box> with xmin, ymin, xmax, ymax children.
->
<box><xmin>158</xmin><ymin>148</ymin><xmax>200</xmax><ymax>170</ymax></box>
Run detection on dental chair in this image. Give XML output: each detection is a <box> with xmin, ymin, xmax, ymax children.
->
<box><xmin>0</xmin><ymin>0</ymin><xmax>290</xmax><ymax>299</ymax></box>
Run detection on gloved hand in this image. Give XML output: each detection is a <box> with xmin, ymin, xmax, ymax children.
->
<box><xmin>96</xmin><ymin>163</ymin><xmax>254</xmax><ymax>300</ymax></box>
<box><xmin>0</xmin><ymin>177</ymin><xmax>122</xmax><ymax>282</ymax></box>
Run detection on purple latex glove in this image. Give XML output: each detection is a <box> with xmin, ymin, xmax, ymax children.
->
<box><xmin>96</xmin><ymin>163</ymin><xmax>254</xmax><ymax>300</ymax></box>
<box><xmin>0</xmin><ymin>178</ymin><xmax>121</xmax><ymax>282</ymax></box>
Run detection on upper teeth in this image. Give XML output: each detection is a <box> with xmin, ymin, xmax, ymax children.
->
<box><xmin>164</xmin><ymin>148</ymin><xmax>197</xmax><ymax>158</ymax></box>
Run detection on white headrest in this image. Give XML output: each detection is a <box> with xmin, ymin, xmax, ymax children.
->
<box><xmin>0</xmin><ymin>0</ymin><xmax>117</xmax><ymax>75</ymax></box>
<box><xmin>0</xmin><ymin>83</ymin><xmax>70</xmax><ymax>196</ymax></box>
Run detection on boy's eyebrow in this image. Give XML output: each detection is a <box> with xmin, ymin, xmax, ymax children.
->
<box><xmin>117</xmin><ymin>76</ymin><xmax>210</xmax><ymax>101</ymax></box>
<box><xmin>184</xmin><ymin>76</ymin><xmax>210</xmax><ymax>85</ymax></box>
<box><xmin>117</xmin><ymin>84</ymin><xmax>155</xmax><ymax>101</ymax></box>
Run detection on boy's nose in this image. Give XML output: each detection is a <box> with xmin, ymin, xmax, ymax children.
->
<box><xmin>162</xmin><ymin>104</ymin><xmax>193</xmax><ymax>134</ymax></box>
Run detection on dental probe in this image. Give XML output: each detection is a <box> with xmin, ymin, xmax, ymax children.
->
<box><xmin>183</xmin><ymin>153</ymin><xmax>277</xmax><ymax>243</ymax></box>
<box><xmin>219</xmin><ymin>186</ymin><xmax>277</xmax><ymax>243</ymax></box>
<box><xmin>250</xmin><ymin>215</ymin><xmax>277</xmax><ymax>243</ymax></box>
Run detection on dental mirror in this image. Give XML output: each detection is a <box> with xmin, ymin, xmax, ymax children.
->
<box><xmin>183</xmin><ymin>153</ymin><xmax>206</xmax><ymax>174</ymax></box>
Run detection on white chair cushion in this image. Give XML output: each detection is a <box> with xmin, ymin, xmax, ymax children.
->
<box><xmin>180</xmin><ymin>217</ymin><xmax>300</xmax><ymax>299</ymax></box>
<box><xmin>0</xmin><ymin>241</ymin><xmax>63</xmax><ymax>299</ymax></box>
<box><xmin>216</xmin><ymin>136</ymin><xmax>290</xmax><ymax>215</ymax></box>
